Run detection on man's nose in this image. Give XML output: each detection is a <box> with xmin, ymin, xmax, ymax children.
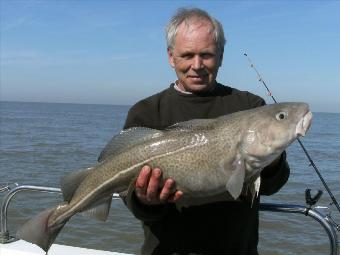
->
<box><xmin>191</xmin><ymin>55</ymin><xmax>203</xmax><ymax>70</ymax></box>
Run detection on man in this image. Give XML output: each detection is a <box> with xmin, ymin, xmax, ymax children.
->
<box><xmin>117</xmin><ymin>8</ymin><xmax>289</xmax><ymax>255</ymax></box>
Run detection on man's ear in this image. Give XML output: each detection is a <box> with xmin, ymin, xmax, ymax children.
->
<box><xmin>167</xmin><ymin>48</ymin><xmax>175</xmax><ymax>68</ymax></box>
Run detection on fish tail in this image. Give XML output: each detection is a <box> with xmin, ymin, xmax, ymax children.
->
<box><xmin>17</xmin><ymin>206</ymin><xmax>68</xmax><ymax>252</ymax></box>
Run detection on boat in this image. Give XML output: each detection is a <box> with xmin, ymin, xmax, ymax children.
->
<box><xmin>1</xmin><ymin>184</ymin><xmax>339</xmax><ymax>255</ymax></box>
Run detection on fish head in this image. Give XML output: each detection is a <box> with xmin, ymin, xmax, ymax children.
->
<box><xmin>242</xmin><ymin>102</ymin><xmax>312</xmax><ymax>168</ymax></box>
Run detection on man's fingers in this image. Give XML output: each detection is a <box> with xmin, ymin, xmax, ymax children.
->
<box><xmin>160</xmin><ymin>179</ymin><xmax>183</xmax><ymax>203</ymax></box>
<box><xmin>135</xmin><ymin>166</ymin><xmax>183</xmax><ymax>205</ymax></box>
<box><xmin>159</xmin><ymin>179</ymin><xmax>176</xmax><ymax>203</ymax></box>
<box><xmin>135</xmin><ymin>165</ymin><xmax>151</xmax><ymax>198</ymax></box>
<box><xmin>167</xmin><ymin>190</ymin><xmax>183</xmax><ymax>203</ymax></box>
<box><xmin>146</xmin><ymin>168</ymin><xmax>162</xmax><ymax>202</ymax></box>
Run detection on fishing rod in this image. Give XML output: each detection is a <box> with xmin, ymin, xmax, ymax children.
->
<box><xmin>243</xmin><ymin>53</ymin><xmax>340</xmax><ymax>217</ymax></box>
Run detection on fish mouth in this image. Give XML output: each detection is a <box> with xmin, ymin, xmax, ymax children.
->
<box><xmin>296</xmin><ymin>110</ymin><xmax>313</xmax><ymax>137</ymax></box>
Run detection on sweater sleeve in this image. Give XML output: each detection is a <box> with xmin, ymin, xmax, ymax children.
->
<box><xmin>122</xmin><ymin>185</ymin><xmax>169</xmax><ymax>222</ymax></box>
<box><xmin>124</xmin><ymin>100</ymin><xmax>154</xmax><ymax>129</ymax></box>
<box><xmin>124</xmin><ymin>93</ymin><xmax>164</xmax><ymax>130</ymax></box>
<box><xmin>260</xmin><ymin>151</ymin><xmax>290</xmax><ymax>195</ymax></box>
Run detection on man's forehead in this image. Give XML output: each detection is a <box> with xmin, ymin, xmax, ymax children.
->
<box><xmin>178</xmin><ymin>17</ymin><xmax>214</xmax><ymax>35</ymax></box>
<box><xmin>174</xmin><ymin>20</ymin><xmax>216</xmax><ymax>49</ymax></box>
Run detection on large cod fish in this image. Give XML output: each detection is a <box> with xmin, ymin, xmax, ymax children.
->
<box><xmin>17</xmin><ymin>102</ymin><xmax>312</xmax><ymax>252</ymax></box>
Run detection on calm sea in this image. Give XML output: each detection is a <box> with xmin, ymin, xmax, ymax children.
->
<box><xmin>0</xmin><ymin>101</ymin><xmax>339</xmax><ymax>255</ymax></box>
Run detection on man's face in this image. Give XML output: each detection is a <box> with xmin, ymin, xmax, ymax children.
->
<box><xmin>168</xmin><ymin>20</ymin><xmax>223</xmax><ymax>93</ymax></box>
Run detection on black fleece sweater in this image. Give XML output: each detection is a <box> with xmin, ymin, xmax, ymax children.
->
<box><xmin>119</xmin><ymin>83</ymin><xmax>290</xmax><ymax>255</ymax></box>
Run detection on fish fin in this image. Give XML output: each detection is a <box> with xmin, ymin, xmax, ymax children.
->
<box><xmin>166</xmin><ymin>119</ymin><xmax>215</xmax><ymax>131</ymax></box>
<box><xmin>121</xmin><ymin>177</ymin><xmax>137</xmax><ymax>199</ymax></box>
<box><xmin>81</xmin><ymin>196</ymin><xmax>112</xmax><ymax>221</ymax></box>
<box><xmin>17</xmin><ymin>206</ymin><xmax>67</xmax><ymax>252</ymax></box>
<box><xmin>249</xmin><ymin>175</ymin><xmax>261</xmax><ymax>207</ymax></box>
<box><xmin>254</xmin><ymin>176</ymin><xmax>261</xmax><ymax>198</ymax></box>
<box><xmin>98</xmin><ymin>127</ymin><xmax>163</xmax><ymax>162</ymax></box>
<box><xmin>226</xmin><ymin>159</ymin><xmax>246</xmax><ymax>200</ymax></box>
<box><xmin>60</xmin><ymin>167</ymin><xmax>94</xmax><ymax>202</ymax></box>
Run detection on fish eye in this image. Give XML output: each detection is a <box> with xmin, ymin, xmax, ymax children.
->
<box><xmin>276</xmin><ymin>112</ymin><xmax>288</xmax><ymax>121</ymax></box>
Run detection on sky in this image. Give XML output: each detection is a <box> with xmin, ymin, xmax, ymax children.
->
<box><xmin>1</xmin><ymin>0</ymin><xmax>339</xmax><ymax>113</ymax></box>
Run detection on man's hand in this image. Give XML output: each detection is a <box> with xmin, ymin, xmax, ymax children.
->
<box><xmin>135</xmin><ymin>165</ymin><xmax>183</xmax><ymax>205</ymax></box>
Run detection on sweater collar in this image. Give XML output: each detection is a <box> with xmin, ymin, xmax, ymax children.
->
<box><xmin>172</xmin><ymin>80</ymin><xmax>218</xmax><ymax>96</ymax></box>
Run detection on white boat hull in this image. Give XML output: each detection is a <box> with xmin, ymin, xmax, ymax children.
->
<box><xmin>0</xmin><ymin>239</ymin><xmax>132</xmax><ymax>255</ymax></box>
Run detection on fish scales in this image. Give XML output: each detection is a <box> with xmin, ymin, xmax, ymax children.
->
<box><xmin>64</xmin><ymin>129</ymin><xmax>222</xmax><ymax>214</ymax></box>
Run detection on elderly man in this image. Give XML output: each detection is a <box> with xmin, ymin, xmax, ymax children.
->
<box><xmin>119</xmin><ymin>8</ymin><xmax>289</xmax><ymax>255</ymax></box>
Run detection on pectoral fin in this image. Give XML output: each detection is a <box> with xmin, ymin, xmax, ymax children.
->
<box><xmin>226</xmin><ymin>158</ymin><xmax>246</xmax><ymax>200</ymax></box>
<box><xmin>250</xmin><ymin>176</ymin><xmax>261</xmax><ymax>206</ymax></box>
<box><xmin>254</xmin><ymin>176</ymin><xmax>261</xmax><ymax>198</ymax></box>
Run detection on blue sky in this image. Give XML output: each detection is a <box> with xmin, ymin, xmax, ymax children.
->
<box><xmin>1</xmin><ymin>1</ymin><xmax>339</xmax><ymax>112</ymax></box>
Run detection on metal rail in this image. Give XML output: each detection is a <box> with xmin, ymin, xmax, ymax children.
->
<box><xmin>1</xmin><ymin>185</ymin><xmax>339</xmax><ymax>254</ymax></box>
<box><xmin>260</xmin><ymin>203</ymin><xmax>339</xmax><ymax>255</ymax></box>
<box><xmin>0</xmin><ymin>185</ymin><xmax>120</xmax><ymax>244</ymax></box>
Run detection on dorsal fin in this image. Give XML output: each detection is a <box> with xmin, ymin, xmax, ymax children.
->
<box><xmin>98</xmin><ymin>127</ymin><xmax>163</xmax><ymax>162</ymax></box>
<box><xmin>166</xmin><ymin>118</ymin><xmax>216</xmax><ymax>131</ymax></box>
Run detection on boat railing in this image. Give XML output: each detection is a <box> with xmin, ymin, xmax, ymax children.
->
<box><xmin>1</xmin><ymin>184</ymin><xmax>339</xmax><ymax>255</ymax></box>
<box><xmin>260</xmin><ymin>203</ymin><xmax>339</xmax><ymax>255</ymax></box>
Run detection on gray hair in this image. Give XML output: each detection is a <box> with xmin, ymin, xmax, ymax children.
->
<box><xmin>166</xmin><ymin>8</ymin><xmax>226</xmax><ymax>55</ymax></box>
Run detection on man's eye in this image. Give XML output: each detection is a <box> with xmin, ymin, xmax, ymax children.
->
<box><xmin>182</xmin><ymin>54</ymin><xmax>194</xmax><ymax>59</ymax></box>
<box><xmin>201</xmin><ymin>53</ymin><xmax>214</xmax><ymax>59</ymax></box>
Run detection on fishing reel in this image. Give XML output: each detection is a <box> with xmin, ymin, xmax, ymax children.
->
<box><xmin>305</xmin><ymin>188</ymin><xmax>340</xmax><ymax>232</ymax></box>
<box><xmin>305</xmin><ymin>188</ymin><xmax>323</xmax><ymax>208</ymax></box>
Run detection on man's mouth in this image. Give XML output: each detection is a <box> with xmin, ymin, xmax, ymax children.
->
<box><xmin>187</xmin><ymin>75</ymin><xmax>207</xmax><ymax>82</ymax></box>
